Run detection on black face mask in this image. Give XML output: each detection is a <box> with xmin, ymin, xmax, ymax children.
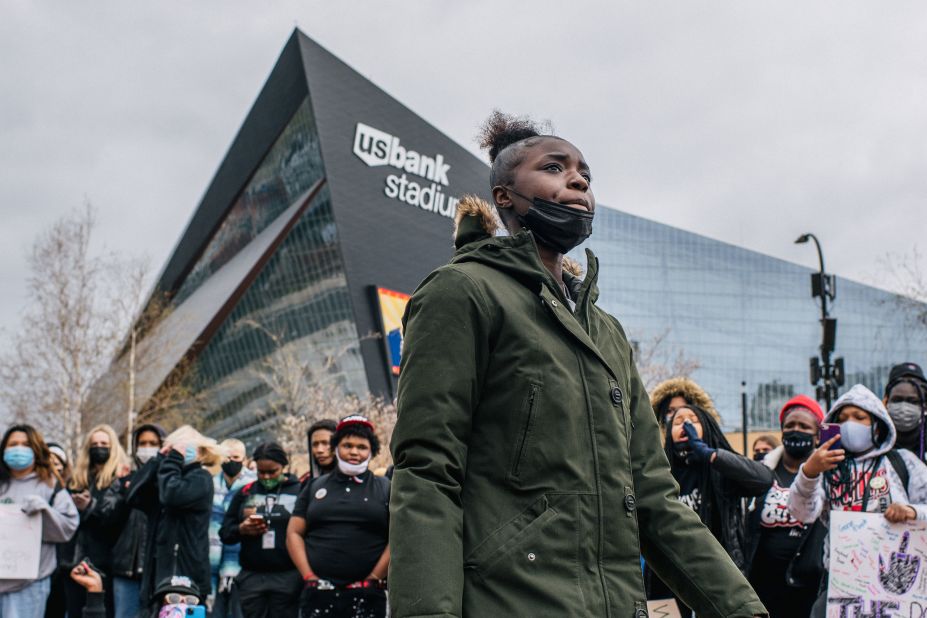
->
<box><xmin>89</xmin><ymin>447</ymin><xmax>110</xmax><ymax>465</ymax></box>
<box><xmin>782</xmin><ymin>431</ymin><xmax>815</xmax><ymax>460</ymax></box>
<box><xmin>221</xmin><ymin>460</ymin><xmax>243</xmax><ymax>478</ymax></box>
<box><xmin>672</xmin><ymin>440</ymin><xmax>691</xmax><ymax>462</ymax></box>
<box><xmin>506</xmin><ymin>188</ymin><xmax>593</xmax><ymax>254</ymax></box>
<box><xmin>752</xmin><ymin>452</ymin><xmax>767</xmax><ymax>461</ymax></box>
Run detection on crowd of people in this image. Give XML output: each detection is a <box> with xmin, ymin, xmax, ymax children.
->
<box><xmin>0</xmin><ymin>415</ymin><xmax>389</xmax><ymax>618</ymax></box>
<box><xmin>646</xmin><ymin>362</ymin><xmax>927</xmax><ymax>617</ymax></box>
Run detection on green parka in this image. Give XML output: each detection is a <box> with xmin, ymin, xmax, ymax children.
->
<box><xmin>389</xmin><ymin>197</ymin><xmax>767</xmax><ymax>618</ymax></box>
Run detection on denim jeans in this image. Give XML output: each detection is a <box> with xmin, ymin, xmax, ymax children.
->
<box><xmin>113</xmin><ymin>577</ymin><xmax>141</xmax><ymax>618</ymax></box>
<box><xmin>0</xmin><ymin>577</ymin><xmax>51</xmax><ymax>618</ymax></box>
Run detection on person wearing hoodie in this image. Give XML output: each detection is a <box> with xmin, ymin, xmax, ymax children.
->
<box><xmin>789</xmin><ymin>384</ymin><xmax>927</xmax><ymax>617</ymax></box>
<box><xmin>209</xmin><ymin>438</ymin><xmax>254</xmax><ymax>618</ymax></box>
<box><xmin>131</xmin><ymin>425</ymin><xmax>217</xmax><ymax>615</ymax></box>
<box><xmin>220</xmin><ymin>442</ymin><xmax>302</xmax><ymax>618</ymax></box>
<box><xmin>883</xmin><ymin>362</ymin><xmax>927</xmax><ymax>461</ymax></box>
<box><xmin>106</xmin><ymin>423</ymin><xmax>166</xmax><ymax>618</ymax></box>
<box><xmin>745</xmin><ymin>395</ymin><xmax>824</xmax><ymax>618</ymax></box>
<box><xmin>389</xmin><ymin>112</ymin><xmax>768</xmax><ymax>618</ymax></box>
<box><xmin>0</xmin><ymin>424</ymin><xmax>79</xmax><ymax>618</ymax></box>
<box><xmin>651</xmin><ymin>376</ymin><xmax>724</xmax><ymax>426</ymax></box>
<box><xmin>649</xmin><ymin>404</ymin><xmax>774</xmax><ymax>615</ymax></box>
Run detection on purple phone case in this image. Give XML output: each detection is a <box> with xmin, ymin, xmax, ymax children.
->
<box><xmin>819</xmin><ymin>423</ymin><xmax>842</xmax><ymax>450</ymax></box>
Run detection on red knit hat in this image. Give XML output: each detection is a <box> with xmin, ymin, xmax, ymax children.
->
<box><xmin>779</xmin><ymin>394</ymin><xmax>824</xmax><ymax>425</ymax></box>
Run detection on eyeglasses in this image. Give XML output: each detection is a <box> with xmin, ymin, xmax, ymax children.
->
<box><xmin>164</xmin><ymin>593</ymin><xmax>200</xmax><ymax>606</ymax></box>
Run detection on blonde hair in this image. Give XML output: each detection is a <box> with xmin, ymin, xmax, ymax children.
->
<box><xmin>164</xmin><ymin>425</ymin><xmax>222</xmax><ymax>468</ymax></box>
<box><xmin>70</xmin><ymin>424</ymin><xmax>127</xmax><ymax>491</ymax></box>
<box><xmin>219</xmin><ymin>438</ymin><xmax>246</xmax><ymax>459</ymax></box>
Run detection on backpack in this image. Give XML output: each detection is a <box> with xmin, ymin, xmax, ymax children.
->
<box><xmin>886</xmin><ymin>449</ymin><xmax>910</xmax><ymax>494</ymax></box>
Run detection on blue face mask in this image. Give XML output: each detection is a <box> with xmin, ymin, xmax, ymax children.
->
<box><xmin>4</xmin><ymin>446</ymin><xmax>35</xmax><ymax>471</ymax></box>
<box><xmin>183</xmin><ymin>445</ymin><xmax>197</xmax><ymax>465</ymax></box>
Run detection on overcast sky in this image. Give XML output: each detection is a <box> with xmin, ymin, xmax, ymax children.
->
<box><xmin>2</xmin><ymin>1</ymin><xmax>925</xmax><ymax>353</ymax></box>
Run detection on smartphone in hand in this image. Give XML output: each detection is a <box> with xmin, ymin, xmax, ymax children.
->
<box><xmin>819</xmin><ymin>423</ymin><xmax>842</xmax><ymax>450</ymax></box>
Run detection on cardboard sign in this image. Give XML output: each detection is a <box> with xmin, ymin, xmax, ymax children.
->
<box><xmin>827</xmin><ymin>511</ymin><xmax>927</xmax><ymax>617</ymax></box>
<box><xmin>646</xmin><ymin>599</ymin><xmax>683</xmax><ymax>618</ymax></box>
<box><xmin>0</xmin><ymin>504</ymin><xmax>41</xmax><ymax>579</ymax></box>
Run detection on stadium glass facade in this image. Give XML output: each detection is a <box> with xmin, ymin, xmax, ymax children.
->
<box><xmin>93</xmin><ymin>30</ymin><xmax>927</xmax><ymax>444</ymax></box>
<box><xmin>577</xmin><ymin>209</ymin><xmax>927</xmax><ymax>429</ymax></box>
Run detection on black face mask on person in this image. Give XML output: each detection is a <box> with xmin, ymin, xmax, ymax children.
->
<box><xmin>781</xmin><ymin>431</ymin><xmax>815</xmax><ymax>460</ymax></box>
<box><xmin>221</xmin><ymin>460</ymin><xmax>243</xmax><ymax>478</ymax></box>
<box><xmin>506</xmin><ymin>188</ymin><xmax>593</xmax><ymax>254</ymax></box>
<box><xmin>89</xmin><ymin>447</ymin><xmax>110</xmax><ymax>465</ymax></box>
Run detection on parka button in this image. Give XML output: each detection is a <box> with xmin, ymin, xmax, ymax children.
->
<box><xmin>550</xmin><ymin>300</ymin><xmax>559</xmax><ymax>308</ymax></box>
<box><xmin>527</xmin><ymin>552</ymin><xmax>536</xmax><ymax>561</ymax></box>
<box><xmin>635</xmin><ymin>609</ymin><xmax>648</xmax><ymax>618</ymax></box>
<box><xmin>610</xmin><ymin>387</ymin><xmax>623</xmax><ymax>406</ymax></box>
<box><xmin>624</xmin><ymin>494</ymin><xmax>636</xmax><ymax>512</ymax></box>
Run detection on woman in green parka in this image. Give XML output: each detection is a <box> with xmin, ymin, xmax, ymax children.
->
<box><xmin>389</xmin><ymin>112</ymin><xmax>767</xmax><ymax>618</ymax></box>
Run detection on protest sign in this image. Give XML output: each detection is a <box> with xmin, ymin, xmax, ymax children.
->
<box><xmin>0</xmin><ymin>504</ymin><xmax>41</xmax><ymax>579</ymax></box>
<box><xmin>828</xmin><ymin>510</ymin><xmax>927</xmax><ymax>617</ymax></box>
<box><xmin>646</xmin><ymin>599</ymin><xmax>683</xmax><ymax>618</ymax></box>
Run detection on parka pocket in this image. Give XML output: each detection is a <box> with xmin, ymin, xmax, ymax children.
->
<box><xmin>463</xmin><ymin>495</ymin><xmax>585</xmax><ymax>615</ymax></box>
<box><xmin>509</xmin><ymin>383</ymin><xmax>542</xmax><ymax>481</ymax></box>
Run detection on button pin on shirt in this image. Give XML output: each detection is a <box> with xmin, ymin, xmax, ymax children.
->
<box><xmin>315</xmin><ymin>488</ymin><xmax>327</xmax><ymax>500</ymax></box>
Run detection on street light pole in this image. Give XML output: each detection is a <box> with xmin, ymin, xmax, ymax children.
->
<box><xmin>795</xmin><ymin>233</ymin><xmax>844</xmax><ymax>410</ymax></box>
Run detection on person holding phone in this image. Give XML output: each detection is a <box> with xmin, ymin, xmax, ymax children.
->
<box><xmin>647</xmin><ymin>404</ymin><xmax>774</xmax><ymax>615</ymax></box>
<box><xmin>789</xmin><ymin>384</ymin><xmax>927</xmax><ymax>617</ymax></box>
<box><xmin>745</xmin><ymin>395</ymin><xmax>824</xmax><ymax>618</ymax></box>
<box><xmin>0</xmin><ymin>424</ymin><xmax>79</xmax><ymax>618</ymax></box>
<box><xmin>219</xmin><ymin>442</ymin><xmax>302</xmax><ymax>618</ymax></box>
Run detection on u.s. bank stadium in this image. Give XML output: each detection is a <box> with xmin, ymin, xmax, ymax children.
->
<box><xmin>85</xmin><ymin>30</ymin><xmax>927</xmax><ymax>446</ymax></box>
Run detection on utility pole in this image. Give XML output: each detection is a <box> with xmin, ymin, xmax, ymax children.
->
<box><xmin>795</xmin><ymin>233</ymin><xmax>845</xmax><ymax>410</ymax></box>
<box><xmin>741</xmin><ymin>381</ymin><xmax>748</xmax><ymax>456</ymax></box>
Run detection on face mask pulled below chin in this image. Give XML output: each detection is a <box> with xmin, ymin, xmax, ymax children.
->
<box><xmin>508</xmin><ymin>189</ymin><xmax>593</xmax><ymax>254</ymax></box>
<box><xmin>336</xmin><ymin>452</ymin><xmax>370</xmax><ymax>476</ymax></box>
<box><xmin>888</xmin><ymin>402</ymin><xmax>924</xmax><ymax>432</ymax></box>
<box><xmin>840</xmin><ymin>420</ymin><xmax>875</xmax><ymax>454</ymax></box>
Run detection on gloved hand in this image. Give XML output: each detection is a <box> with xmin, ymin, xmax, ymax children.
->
<box><xmin>20</xmin><ymin>494</ymin><xmax>48</xmax><ymax>515</ymax></box>
<box><xmin>683</xmin><ymin>422</ymin><xmax>716</xmax><ymax>465</ymax></box>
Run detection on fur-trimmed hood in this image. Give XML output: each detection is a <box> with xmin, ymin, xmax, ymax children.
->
<box><xmin>650</xmin><ymin>377</ymin><xmax>720</xmax><ymax>424</ymax></box>
<box><xmin>453</xmin><ymin>195</ymin><xmax>501</xmax><ymax>249</ymax></box>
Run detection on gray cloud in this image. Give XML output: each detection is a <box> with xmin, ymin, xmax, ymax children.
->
<box><xmin>1</xmin><ymin>1</ymin><xmax>925</xmax><ymax>355</ymax></box>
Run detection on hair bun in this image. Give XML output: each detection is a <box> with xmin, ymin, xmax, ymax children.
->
<box><xmin>477</xmin><ymin>110</ymin><xmax>550</xmax><ymax>162</ymax></box>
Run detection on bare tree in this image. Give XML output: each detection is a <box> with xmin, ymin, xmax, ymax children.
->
<box><xmin>632</xmin><ymin>328</ymin><xmax>701</xmax><ymax>392</ymax></box>
<box><xmin>245</xmin><ymin>321</ymin><xmax>397</xmax><ymax>471</ymax></box>
<box><xmin>0</xmin><ymin>205</ymin><xmax>150</xmax><ymax>452</ymax></box>
<box><xmin>881</xmin><ymin>247</ymin><xmax>927</xmax><ymax>330</ymax></box>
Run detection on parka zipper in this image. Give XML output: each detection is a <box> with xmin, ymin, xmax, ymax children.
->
<box><xmin>511</xmin><ymin>384</ymin><xmax>540</xmax><ymax>479</ymax></box>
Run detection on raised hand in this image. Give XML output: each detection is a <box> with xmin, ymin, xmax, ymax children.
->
<box><xmin>801</xmin><ymin>436</ymin><xmax>844</xmax><ymax>478</ymax></box>
<box><xmin>879</xmin><ymin>530</ymin><xmax>921</xmax><ymax>594</ymax></box>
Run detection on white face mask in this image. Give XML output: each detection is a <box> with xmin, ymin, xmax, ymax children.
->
<box><xmin>888</xmin><ymin>402</ymin><xmax>923</xmax><ymax>432</ymax></box>
<box><xmin>136</xmin><ymin>446</ymin><xmax>159</xmax><ymax>464</ymax></box>
<box><xmin>840</xmin><ymin>420</ymin><xmax>875</xmax><ymax>454</ymax></box>
<box><xmin>336</xmin><ymin>451</ymin><xmax>370</xmax><ymax>476</ymax></box>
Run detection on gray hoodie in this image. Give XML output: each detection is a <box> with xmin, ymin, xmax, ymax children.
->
<box><xmin>789</xmin><ymin>384</ymin><xmax>927</xmax><ymax>562</ymax></box>
<box><xmin>0</xmin><ymin>472</ymin><xmax>79</xmax><ymax>593</ymax></box>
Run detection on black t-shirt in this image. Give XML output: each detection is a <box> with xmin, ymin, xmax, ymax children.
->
<box><xmin>675</xmin><ymin>465</ymin><xmax>702</xmax><ymax>512</ymax></box>
<box><xmin>293</xmin><ymin>470</ymin><xmax>390</xmax><ymax>584</ymax></box>
<box><xmin>757</xmin><ymin>464</ymin><xmax>807</xmax><ymax>562</ymax></box>
<box><xmin>220</xmin><ymin>474</ymin><xmax>302</xmax><ymax>572</ymax></box>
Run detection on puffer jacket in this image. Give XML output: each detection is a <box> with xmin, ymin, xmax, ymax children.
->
<box><xmin>789</xmin><ymin>384</ymin><xmax>927</xmax><ymax>564</ymax></box>
<box><xmin>389</xmin><ymin>196</ymin><xmax>767</xmax><ymax>618</ymax></box>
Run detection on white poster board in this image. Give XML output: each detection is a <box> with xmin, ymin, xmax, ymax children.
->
<box><xmin>828</xmin><ymin>511</ymin><xmax>927</xmax><ymax>617</ymax></box>
<box><xmin>0</xmin><ymin>504</ymin><xmax>41</xmax><ymax>579</ymax></box>
<box><xmin>646</xmin><ymin>599</ymin><xmax>683</xmax><ymax>618</ymax></box>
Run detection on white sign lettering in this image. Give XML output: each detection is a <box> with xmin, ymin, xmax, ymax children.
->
<box><xmin>352</xmin><ymin>123</ymin><xmax>458</xmax><ymax>219</ymax></box>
